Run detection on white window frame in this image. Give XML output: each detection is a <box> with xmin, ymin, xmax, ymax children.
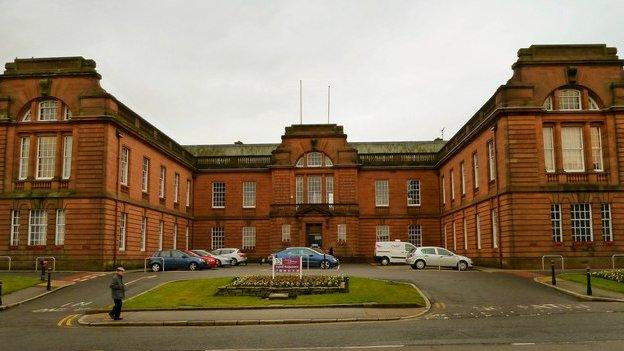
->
<box><xmin>488</xmin><ymin>140</ymin><xmax>496</xmax><ymax>181</ymax></box>
<box><xmin>441</xmin><ymin>176</ymin><xmax>446</xmax><ymax>205</ymax></box>
<box><xmin>472</xmin><ymin>153</ymin><xmax>479</xmax><ymax>188</ymax></box>
<box><xmin>10</xmin><ymin>210</ymin><xmax>20</xmax><ymax>246</ymax></box>
<box><xmin>326</xmin><ymin>176</ymin><xmax>334</xmax><ymax>205</ymax></box>
<box><xmin>443</xmin><ymin>224</ymin><xmax>447</xmax><ymax>248</ymax></box>
<box><xmin>543</xmin><ymin>127</ymin><xmax>555</xmax><ymax>173</ymax></box>
<box><xmin>407</xmin><ymin>180</ymin><xmax>421</xmax><ymax>206</ymax></box>
<box><xmin>337</xmin><ymin>224</ymin><xmax>346</xmax><ymax>242</ymax></box>
<box><xmin>295</xmin><ymin>176</ymin><xmax>303</xmax><ymax>204</ymax></box>
<box><xmin>185</xmin><ymin>226</ymin><xmax>189</xmax><ymax>250</ymax></box>
<box><xmin>36</xmin><ymin>136</ymin><xmax>56</xmax><ymax>180</ymax></box>
<box><xmin>476</xmin><ymin>214</ymin><xmax>481</xmax><ymax>250</ymax></box>
<box><xmin>62</xmin><ymin>136</ymin><xmax>72</xmax><ymax>180</ymax></box>
<box><xmin>55</xmin><ymin>209</ymin><xmax>65</xmax><ymax>245</ymax></box>
<box><xmin>551</xmin><ymin>204</ymin><xmax>562</xmax><ymax>243</ymax></box>
<box><xmin>142</xmin><ymin>157</ymin><xmax>150</xmax><ymax>193</ymax></box>
<box><xmin>120</xmin><ymin>147</ymin><xmax>129</xmax><ymax>186</ymax></box>
<box><xmin>173</xmin><ymin>223</ymin><xmax>178</xmax><ymax>249</ymax></box>
<box><xmin>118</xmin><ymin>213</ymin><xmax>127</xmax><ymax>251</ymax></box>
<box><xmin>173</xmin><ymin>173</ymin><xmax>180</xmax><ymax>203</ymax></box>
<box><xmin>590</xmin><ymin>126</ymin><xmax>603</xmax><ymax>171</ymax></box>
<box><xmin>308</xmin><ymin>176</ymin><xmax>322</xmax><ymax>204</ymax></box>
<box><xmin>450</xmin><ymin>170</ymin><xmax>455</xmax><ymax>200</ymax></box>
<box><xmin>307</xmin><ymin>152</ymin><xmax>322</xmax><ymax>167</ymax></box>
<box><xmin>571</xmin><ymin>203</ymin><xmax>593</xmax><ymax>242</ymax></box>
<box><xmin>562</xmin><ymin>127</ymin><xmax>585</xmax><ymax>172</ymax></box>
<box><xmin>186</xmin><ymin>179</ymin><xmax>191</xmax><ymax>207</ymax></box>
<box><xmin>38</xmin><ymin>100</ymin><xmax>57</xmax><ymax>121</ymax></box>
<box><xmin>543</xmin><ymin>96</ymin><xmax>553</xmax><ymax>111</ymax></box>
<box><xmin>376</xmin><ymin>225</ymin><xmax>389</xmax><ymax>242</ymax></box>
<box><xmin>243</xmin><ymin>181</ymin><xmax>256</xmax><ymax>208</ymax></box>
<box><xmin>140</xmin><ymin>216</ymin><xmax>147</xmax><ymax>252</ymax></box>
<box><xmin>18</xmin><ymin>136</ymin><xmax>30</xmax><ymax>180</ymax></box>
<box><xmin>460</xmin><ymin>162</ymin><xmax>466</xmax><ymax>195</ymax></box>
<box><xmin>588</xmin><ymin>97</ymin><xmax>600</xmax><ymax>110</ymax></box>
<box><xmin>408</xmin><ymin>225</ymin><xmax>422</xmax><ymax>247</ymax></box>
<box><xmin>463</xmin><ymin>217</ymin><xmax>468</xmax><ymax>251</ymax></box>
<box><xmin>159</xmin><ymin>166</ymin><xmax>166</xmax><ymax>198</ymax></box>
<box><xmin>491</xmin><ymin>209</ymin><xmax>498</xmax><ymax>248</ymax></box>
<box><xmin>28</xmin><ymin>209</ymin><xmax>47</xmax><ymax>246</ymax></box>
<box><xmin>375</xmin><ymin>180</ymin><xmax>389</xmax><ymax>207</ymax></box>
<box><xmin>242</xmin><ymin>227</ymin><xmax>256</xmax><ymax>250</ymax></box>
<box><xmin>558</xmin><ymin>89</ymin><xmax>581</xmax><ymax>111</ymax></box>
<box><xmin>63</xmin><ymin>105</ymin><xmax>72</xmax><ymax>120</ymax></box>
<box><xmin>601</xmin><ymin>203</ymin><xmax>612</xmax><ymax>242</ymax></box>
<box><xmin>211</xmin><ymin>227</ymin><xmax>224</xmax><ymax>250</ymax></box>
<box><xmin>22</xmin><ymin>109</ymin><xmax>31</xmax><ymax>122</ymax></box>
<box><xmin>452</xmin><ymin>221</ymin><xmax>457</xmax><ymax>251</ymax></box>
<box><xmin>212</xmin><ymin>182</ymin><xmax>226</xmax><ymax>208</ymax></box>
<box><xmin>158</xmin><ymin>220</ymin><xmax>164</xmax><ymax>250</ymax></box>
<box><xmin>282</xmin><ymin>224</ymin><xmax>291</xmax><ymax>242</ymax></box>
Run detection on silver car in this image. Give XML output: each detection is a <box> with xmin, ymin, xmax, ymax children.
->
<box><xmin>211</xmin><ymin>248</ymin><xmax>248</xmax><ymax>266</ymax></box>
<box><xmin>406</xmin><ymin>246</ymin><xmax>473</xmax><ymax>270</ymax></box>
<box><xmin>192</xmin><ymin>249</ymin><xmax>232</xmax><ymax>267</ymax></box>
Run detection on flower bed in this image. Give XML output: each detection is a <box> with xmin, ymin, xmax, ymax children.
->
<box><xmin>216</xmin><ymin>275</ymin><xmax>349</xmax><ymax>298</ymax></box>
<box><xmin>591</xmin><ymin>269</ymin><xmax>624</xmax><ymax>283</ymax></box>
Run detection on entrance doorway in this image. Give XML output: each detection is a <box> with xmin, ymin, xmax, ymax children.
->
<box><xmin>306</xmin><ymin>223</ymin><xmax>322</xmax><ymax>249</ymax></box>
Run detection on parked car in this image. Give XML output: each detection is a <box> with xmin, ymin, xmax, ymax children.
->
<box><xmin>374</xmin><ymin>240</ymin><xmax>418</xmax><ymax>265</ymax></box>
<box><xmin>271</xmin><ymin>247</ymin><xmax>339</xmax><ymax>269</ymax></box>
<box><xmin>406</xmin><ymin>246</ymin><xmax>473</xmax><ymax>270</ymax></box>
<box><xmin>210</xmin><ymin>248</ymin><xmax>247</xmax><ymax>266</ymax></box>
<box><xmin>190</xmin><ymin>249</ymin><xmax>231</xmax><ymax>267</ymax></box>
<box><xmin>148</xmin><ymin>249</ymin><xmax>209</xmax><ymax>272</ymax></box>
<box><xmin>182</xmin><ymin>249</ymin><xmax>219</xmax><ymax>269</ymax></box>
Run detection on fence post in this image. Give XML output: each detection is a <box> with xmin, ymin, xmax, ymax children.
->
<box><xmin>586</xmin><ymin>267</ymin><xmax>592</xmax><ymax>296</ymax></box>
<box><xmin>551</xmin><ymin>260</ymin><xmax>556</xmax><ymax>286</ymax></box>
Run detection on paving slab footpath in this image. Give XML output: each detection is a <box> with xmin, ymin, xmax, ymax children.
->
<box><xmin>0</xmin><ymin>280</ymin><xmax>74</xmax><ymax>310</ymax></box>
<box><xmin>534</xmin><ymin>276</ymin><xmax>624</xmax><ymax>302</ymax></box>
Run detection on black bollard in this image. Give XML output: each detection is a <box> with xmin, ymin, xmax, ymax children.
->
<box><xmin>46</xmin><ymin>270</ymin><xmax>52</xmax><ymax>291</ymax></box>
<box><xmin>40</xmin><ymin>260</ymin><xmax>46</xmax><ymax>281</ymax></box>
<box><xmin>586</xmin><ymin>267</ymin><xmax>592</xmax><ymax>296</ymax></box>
<box><xmin>551</xmin><ymin>260</ymin><xmax>556</xmax><ymax>286</ymax></box>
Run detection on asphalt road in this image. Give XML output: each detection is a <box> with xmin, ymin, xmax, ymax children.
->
<box><xmin>0</xmin><ymin>264</ymin><xmax>623</xmax><ymax>351</ymax></box>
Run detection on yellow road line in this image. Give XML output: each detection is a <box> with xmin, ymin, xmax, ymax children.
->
<box><xmin>57</xmin><ymin>315</ymin><xmax>71</xmax><ymax>327</ymax></box>
<box><xmin>57</xmin><ymin>314</ymin><xmax>79</xmax><ymax>327</ymax></box>
<box><xmin>65</xmin><ymin>314</ymin><xmax>79</xmax><ymax>326</ymax></box>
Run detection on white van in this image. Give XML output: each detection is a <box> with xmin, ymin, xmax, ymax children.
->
<box><xmin>374</xmin><ymin>240</ymin><xmax>418</xmax><ymax>265</ymax></box>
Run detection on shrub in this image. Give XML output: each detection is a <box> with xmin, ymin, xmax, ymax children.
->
<box><xmin>229</xmin><ymin>275</ymin><xmax>346</xmax><ymax>288</ymax></box>
<box><xmin>591</xmin><ymin>269</ymin><xmax>624</xmax><ymax>283</ymax></box>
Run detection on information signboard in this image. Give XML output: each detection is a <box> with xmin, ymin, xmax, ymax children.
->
<box><xmin>272</xmin><ymin>256</ymin><xmax>302</xmax><ymax>279</ymax></box>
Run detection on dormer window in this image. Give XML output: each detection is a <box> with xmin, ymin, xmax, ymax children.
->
<box><xmin>295</xmin><ymin>152</ymin><xmax>333</xmax><ymax>168</ymax></box>
<box><xmin>557</xmin><ymin>89</ymin><xmax>581</xmax><ymax>111</ymax></box>
<box><xmin>38</xmin><ymin>100</ymin><xmax>58</xmax><ymax>121</ymax></box>
<box><xmin>588</xmin><ymin>97</ymin><xmax>600</xmax><ymax>110</ymax></box>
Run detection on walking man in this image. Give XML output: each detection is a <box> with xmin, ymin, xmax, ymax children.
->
<box><xmin>109</xmin><ymin>267</ymin><xmax>126</xmax><ymax>320</ymax></box>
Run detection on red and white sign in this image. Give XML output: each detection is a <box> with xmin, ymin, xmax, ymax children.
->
<box><xmin>272</xmin><ymin>256</ymin><xmax>302</xmax><ymax>279</ymax></box>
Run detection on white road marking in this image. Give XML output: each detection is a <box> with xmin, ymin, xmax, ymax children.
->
<box><xmin>206</xmin><ymin>346</ymin><xmax>404</xmax><ymax>351</ymax></box>
<box><xmin>511</xmin><ymin>343</ymin><xmax>536</xmax><ymax>346</ymax></box>
<box><xmin>126</xmin><ymin>275</ymin><xmax>157</xmax><ymax>285</ymax></box>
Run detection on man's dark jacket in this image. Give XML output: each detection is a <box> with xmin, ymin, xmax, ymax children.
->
<box><xmin>110</xmin><ymin>274</ymin><xmax>125</xmax><ymax>300</ymax></box>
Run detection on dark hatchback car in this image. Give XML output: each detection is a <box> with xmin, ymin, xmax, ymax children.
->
<box><xmin>271</xmin><ymin>247</ymin><xmax>340</xmax><ymax>269</ymax></box>
<box><xmin>148</xmin><ymin>249</ymin><xmax>208</xmax><ymax>272</ymax></box>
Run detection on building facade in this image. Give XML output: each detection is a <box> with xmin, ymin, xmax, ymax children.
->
<box><xmin>1</xmin><ymin>44</ymin><xmax>623</xmax><ymax>270</ymax></box>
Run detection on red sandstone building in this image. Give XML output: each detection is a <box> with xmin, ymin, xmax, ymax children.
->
<box><xmin>0</xmin><ymin>44</ymin><xmax>623</xmax><ymax>270</ymax></box>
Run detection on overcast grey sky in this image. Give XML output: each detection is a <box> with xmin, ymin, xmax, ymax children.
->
<box><xmin>2</xmin><ymin>0</ymin><xmax>624</xmax><ymax>145</ymax></box>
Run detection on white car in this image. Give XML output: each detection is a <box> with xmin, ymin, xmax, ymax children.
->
<box><xmin>211</xmin><ymin>248</ymin><xmax>248</xmax><ymax>266</ymax></box>
<box><xmin>406</xmin><ymin>246</ymin><xmax>473</xmax><ymax>270</ymax></box>
<box><xmin>192</xmin><ymin>249</ymin><xmax>232</xmax><ymax>267</ymax></box>
<box><xmin>374</xmin><ymin>240</ymin><xmax>418</xmax><ymax>265</ymax></box>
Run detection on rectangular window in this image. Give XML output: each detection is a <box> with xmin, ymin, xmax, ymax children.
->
<box><xmin>159</xmin><ymin>166</ymin><xmax>166</xmax><ymax>198</ymax></box>
<box><xmin>452</xmin><ymin>221</ymin><xmax>457</xmax><ymax>251</ymax></box>
<box><xmin>338</xmin><ymin>224</ymin><xmax>347</xmax><ymax>242</ymax></box>
<box><xmin>408</xmin><ymin>225</ymin><xmax>422</xmax><ymax>247</ymax></box>
<box><xmin>186</xmin><ymin>180</ymin><xmax>191</xmax><ymax>207</ymax></box>
<box><xmin>375</xmin><ymin>180</ymin><xmax>389</xmax><ymax>207</ymax></box>
<box><xmin>307</xmin><ymin>152</ymin><xmax>322</xmax><ymax>167</ymax></box>
<box><xmin>307</xmin><ymin>176</ymin><xmax>322</xmax><ymax>204</ymax></box>
<box><xmin>28</xmin><ymin>210</ymin><xmax>47</xmax><ymax>246</ymax></box>
<box><xmin>243</xmin><ymin>181</ymin><xmax>256</xmax><ymax>208</ymax></box>
<box><xmin>441</xmin><ymin>176</ymin><xmax>446</xmax><ymax>205</ymax></box>
<box><xmin>62</xmin><ymin>136</ymin><xmax>72</xmax><ymax>179</ymax></box>
<box><xmin>551</xmin><ymin>204</ymin><xmax>562</xmax><ymax>242</ymax></box>
<box><xmin>140</xmin><ymin>217</ymin><xmax>147</xmax><ymax>251</ymax></box>
<box><xmin>36</xmin><ymin>136</ymin><xmax>56</xmax><ymax>179</ymax></box>
<box><xmin>571</xmin><ymin>203</ymin><xmax>593</xmax><ymax>242</ymax></box>
<box><xmin>487</xmin><ymin>140</ymin><xmax>496</xmax><ymax>181</ymax></box>
<box><xmin>55</xmin><ymin>209</ymin><xmax>65</xmax><ymax>245</ymax></box>
<box><xmin>476</xmin><ymin>214</ymin><xmax>481</xmax><ymax>250</ymax></box>
<box><xmin>460</xmin><ymin>162</ymin><xmax>466</xmax><ymax>195</ymax></box>
<box><xmin>295</xmin><ymin>176</ymin><xmax>303</xmax><ymax>204</ymax></box>
<box><xmin>376</xmin><ymin>225</ymin><xmax>389</xmax><ymax>242</ymax></box>
<box><xmin>562</xmin><ymin>127</ymin><xmax>585</xmax><ymax>172</ymax></box>
<box><xmin>326</xmin><ymin>176</ymin><xmax>334</xmax><ymax>204</ymax></box>
<box><xmin>543</xmin><ymin>127</ymin><xmax>555</xmax><ymax>173</ymax></box>
<box><xmin>601</xmin><ymin>203</ymin><xmax>612</xmax><ymax>242</ymax></box>
<box><xmin>118</xmin><ymin>213</ymin><xmax>127</xmax><ymax>251</ymax></box>
<box><xmin>19</xmin><ymin>137</ymin><xmax>30</xmax><ymax>180</ymax></box>
<box><xmin>242</xmin><ymin>227</ymin><xmax>256</xmax><ymax>250</ymax></box>
<box><xmin>472</xmin><ymin>153</ymin><xmax>479</xmax><ymax>189</ymax></box>
<box><xmin>211</xmin><ymin>227</ymin><xmax>224</xmax><ymax>250</ymax></box>
<box><xmin>38</xmin><ymin>100</ymin><xmax>57</xmax><ymax>121</ymax></box>
<box><xmin>558</xmin><ymin>89</ymin><xmax>581</xmax><ymax>110</ymax></box>
<box><xmin>407</xmin><ymin>180</ymin><xmax>421</xmax><ymax>206</ymax></box>
<box><xmin>120</xmin><ymin>147</ymin><xmax>129</xmax><ymax>186</ymax></box>
<box><xmin>443</xmin><ymin>224</ymin><xmax>447</xmax><ymax>248</ymax></box>
<box><xmin>212</xmin><ymin>182</ymin><xmax>226</xmax><ymax>208</ymax></box>
<box><xmin>173</xmin><ymin>223</ymin><xmax>178</xmax><ymax>249</ymax></box>
<box><xmin>450</xmin><ymin>170</ymin><xmax>455</xmax><ymax>200</ymax></box>
<box><xmin>281</xmin><ymin>224</ymin><xmax>291</xmax><ymax>242</ymax></box>
<box><xmin>10</xmin><ymin>210</ymin><xmax>20</xmax><ymax>246</ymax></box>
<box><xmin>158</xmin><ymin>220</ymin><xmax>164</xmax><ymax>250</ymax></box>
<box><xmin>185</xmin><ymin>227</ymin><xmax>189</xmax><ymax>250</ymax></box>
<box><xmin>142</xmin><ymin>157</ymin><xmax>150</xmax><ymax>193</ymax></box>
<box><xmin>463</xmin><ymin>218</ymin><xmax>468</xmax><ymax>251</ymax></box>
<box><xmin>491</xmin><ymin>209</ymin><xmax>498</xmax><ymax>248</ymax></box>
<box><xmin>591</xmin><ymin>126</ymin><xmax>603</xmax><ymax>171</ymax></box>
<box><xmin>173</xmin><ymin>173</ymin><xmax>180</xmax><ymax>203</ymax></box>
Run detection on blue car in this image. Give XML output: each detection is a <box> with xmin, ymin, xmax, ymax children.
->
<box><xmin>271</xmin><ymin>247</ymin><xmax>339</xmax><ymax>269</ymax></box>
<box><xmin>148</xmin><ymin>249</ymin><xmax>208</xmax><ymax>272</ymax></box>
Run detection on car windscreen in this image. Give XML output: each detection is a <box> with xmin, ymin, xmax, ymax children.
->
<box><xmin>193</xmin><ymin>250</ymin><xmax>208</xmax><ymax>256</ymax></box>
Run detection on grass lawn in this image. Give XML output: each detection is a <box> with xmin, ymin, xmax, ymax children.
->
<box><xmin>124</xmin><ymin>277</ymin><xmax>425</xmax><ymax>309</ymax></box>
<box><xmin>559</xmin><ymin>273</ymin><xmax>624</xmax><ymax>294</ymax></box>
<box><xmin>0</xmin><ymin>275</ymin><xmax>42</xmax><ymax>295</ymax></box>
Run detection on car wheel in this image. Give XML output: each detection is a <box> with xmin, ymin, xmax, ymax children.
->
<box><xmin>320</xmin><ymin>260</ymin><xmax>330</xmax><ymax>269</ymax></box>
<box><xmin>380</xmin><ymin>257</ymin><xmax>390</xmax><ymax>266</ymax></box>
<box><xmin>151</xmin><ymin>263</ymin><xmax>162</xmax><ymax>272</ymax></box>
<box><xmin>415</xmin><ymin>260</ymin><xmax>426</xmax><ymax>270</ymax></box>
<box><xmin>218</xmin><ymin>260</ymin><xmax>223</xmax><ymax>267</ymax></box>
<box><xmin>231</xmin><ymin>258</ymin><xmax>238</xmax><ymax>266</ymax></box>
<box><xmin>189</xmin><ymin>262</ymin><xmax>198</xmax><ymax>271</ymax></box>
<box><xmin>458</xmin><ymin>261</ymin><xmax>468</xmax><ymax>271</ymax></box>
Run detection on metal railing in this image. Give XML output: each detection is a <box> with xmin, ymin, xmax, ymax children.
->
<box><xmin>0</xmin><ymin>256</ymin><xmax>11</xmax><ymax>271</ymax></box>
<box><xmin>612</xmin><ymin>254</ymin><xmax>624</xmax><ymax>269</ymax></box>
<box><xmin>541</xmin><ymin>255</ymin><xmax>564</xmax><ymax>271</ymax></box>
<box><xmin>144</xmin><ymin>257</ymin><xmax>165</xmax><ymax>272</ymax></box>
<box><xmin>35</xmin><ymin>256</ymin><xmax>56</xmax><ymax>271</ymax></box>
